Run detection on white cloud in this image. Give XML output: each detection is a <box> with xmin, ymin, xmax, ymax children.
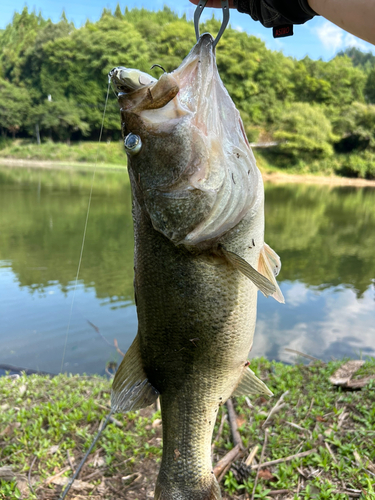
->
<box><xmin>316</xmin><ymin>21</ymin><xmax>343</xmax><ymax>52</ymax></box>
<box><xmin>284</xmin><ymin>282</ymin><xmax>310</xmax><ymax>307</ymax></box>
<box><xmin>234</xmin><ymin>25</ymin><xmax>244</xmax><ymax>33</ymax></box>
<box><xmin>315</xmin><ymin>20</ymin><xmax>375</xmax><ymax>55</ymax></box>
<box><xmin>344</xmin><ymin>34</ymin><xmax>369</xmax><ymax>51</ymax></box>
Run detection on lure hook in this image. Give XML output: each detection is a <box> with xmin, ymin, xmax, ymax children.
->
<box><xmin>194</xmin><ymin>0</ymin><xmax>230</xmax><ymax>48</ymax></box>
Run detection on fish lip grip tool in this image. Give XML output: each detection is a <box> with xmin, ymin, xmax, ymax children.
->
<box><xmin>194</xmin><ymin>0</ymin><xmax>230</xmax><ymax>48</ymax></box>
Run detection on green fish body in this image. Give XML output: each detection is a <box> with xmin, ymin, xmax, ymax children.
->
<box><xmin>110</xmin><ymin>34</ymin><xmax>283</xmax><ymax>500</ymax></box>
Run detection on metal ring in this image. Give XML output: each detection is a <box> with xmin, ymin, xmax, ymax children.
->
<box><xmin>194</xmin><ymin>0</ymin><xmax>230</xmax><ymax>48</ymax></box>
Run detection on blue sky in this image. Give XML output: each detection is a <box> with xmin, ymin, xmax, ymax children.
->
<box><xmin>1</xmin><ymin>0</ymin><xmax>374</xmax><ymax>61</ymax></box>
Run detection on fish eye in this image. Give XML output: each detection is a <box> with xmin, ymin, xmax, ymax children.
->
<box><xmin>124</xmin><ymin>133</ymin><xmax>142</xmax><ymax>155</ymax></box>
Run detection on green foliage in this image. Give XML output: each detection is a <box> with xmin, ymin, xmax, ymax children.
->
<box><xmin>334</xmin><ymin>102</ymin><xmax>375</xmax><ymax>152</ymax></box>
<box><xmin>30</xmin><ymin>98</ymin><xmax>90</xmax><ymax>140</ymax></box>
<box><xmin>365</xmin><ymin>67</ymin><xmax>375</xmax><ymax>104</ymax></box>
<box><xmin>0</xmin><ymin>6</ymin><xmax>375</xmax><ymax>176</ymax></box>
<box><xmin>0</xmin><ymin>79</ymin><xmax>31</xmax><ymax>138</ymax></box>
<box><xmin>338</xmin><ymin>47</ymin><xmax>375</xmax><ymax>68</ymax></box>
<box><xmin>273</xmin><ymin>102</ymin><xmax>334</xmax><ymax>163</ymax></box>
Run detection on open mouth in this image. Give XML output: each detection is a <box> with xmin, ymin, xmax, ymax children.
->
<box><xmin>109</xmin><ymin>34</ymin><xmax>215</xmax><ymax>118</ymax></box>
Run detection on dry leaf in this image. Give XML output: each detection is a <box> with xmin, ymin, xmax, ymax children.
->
<box><xmin>236</xmin><ymin>416</ymin><xmax>247</xmax><ymax>427</ymax></box>
<box><xmin>152</xmin><ymin>418</ymin><xmax>162</xmax><ymax>429</ymax></box>
<box><xmin>258</xmin><ymin>469</ymin><xmax>277</xmax><ymax>481</ymax></box>
<box><xmin>16</xmin><ymin>476</ymin><xmax>29</xmax><ymax>498</ymax></box>
<box><xmin>0</xmin><ymin>466</ymin><xmax>16</xmax><ymax>481</ymax></box>
<box><xmin>329</xmin><ymin>360</ymin><xmax>365</xmax><ymax>386</ymax></box>
<box><xmin>51</xmin><ymin>476</ymin><xmax>94</xmax><ymax>491</ymax></box>
<box><xmin>48</xmin><ymin>445</ymin><xmax>60</xmax><ymax>455</ymax></box>
<box><xmin>0</xmin><ymin>422</ymin><xmax>21</xmax><ymax>437</ymax></box>
<box><xmin>18</xmin><ymin>384</ymin><xmax>27</xmax><ymax>397</ymax></box>
<box><xmin>316</xmin><ymin>416</ymin><xmax>326</xmax><ymax>422</ymax></box>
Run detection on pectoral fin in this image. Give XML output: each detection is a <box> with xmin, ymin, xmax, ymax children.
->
<box><xmin>221</xmin><ymin>246</ymin><xmax>276</xmax><ymax>297</ymax></box>
<box><xmin>111</xmin><ymin>335</ymin><xmax>159</xmax><ymax>412</ymax></box>
<box><xmin>258</xmin><ymin>243</ymin><xmax>285</xmax><ymax>303</ymax></box>
<box><xmin>232</xmin><ymin>367</ymin><xmax>273</xmax><ymax>397</ymax></box>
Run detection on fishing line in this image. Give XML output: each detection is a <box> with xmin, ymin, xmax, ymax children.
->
<box><xmin>60</xmin><ymin>80</ymin><xmax>111</xmax><ymax>373</ymax></box>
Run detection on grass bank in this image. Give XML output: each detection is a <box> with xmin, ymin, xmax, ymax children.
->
<box><xmin>2</xmin><ymin>140</ymin><xmax>375</xmax><ymax>188</ymax></box>
<box><xmin>1</xmin><ymin>358</ymin><xmax>374</xmax><ymax>500</ymax></box>
<box><xmin>0</xmin><ymin>140</ymin><xmax>127</xmax><ymax>168</ymax></box>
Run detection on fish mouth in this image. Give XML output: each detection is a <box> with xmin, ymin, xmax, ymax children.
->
<box><xmin>109</xmin><ymin>34</ymin><xmax>215</xmax><ymax>118</ymax></box>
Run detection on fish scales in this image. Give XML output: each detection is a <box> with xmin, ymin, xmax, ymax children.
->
<box><xmin>110</xmin><ymin>33</ymin><xmax>284</xmax><ymax>500</ymax></box>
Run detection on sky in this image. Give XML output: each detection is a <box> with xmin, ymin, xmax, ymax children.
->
<box><xmin>1</xmin><ymin>0</ymin><xmax>374</xmax><ymax>61</ymax></box>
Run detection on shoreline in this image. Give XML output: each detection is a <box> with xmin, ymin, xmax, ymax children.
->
<box><xmin>0</xmin><ymin>158</ymin><xmax>126</xmax><ymax>171</ymax></box>
<box><xmin>262</xmin><ymin>170</ymin><xmax>375</xmax><ymax>187</ymax></box>
<box><xmin>2</xmin><ymin>157</ymin><xmax>375</xmax><ymax>187</ymax></box>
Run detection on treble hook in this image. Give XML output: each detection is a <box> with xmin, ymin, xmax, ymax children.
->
<box><xmin>194</xmin><ymin>0</ymin><xmax>230</xmax><ymax>48</ymax></box>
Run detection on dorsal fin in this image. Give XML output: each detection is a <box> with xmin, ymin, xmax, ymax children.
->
<box><xmin>221</xmin><ymin>245</ymin><xmax>276</xmax><ymax>297</ymax></box>
<box><xmin>258</xmin><ymin>243</ymin><xmax>285</xmax><ymax>303</ymax></box>
<box><xmin>111</xmin><ymin>335</ymin><xmax>159</xmax><ymax>412</ymax></box>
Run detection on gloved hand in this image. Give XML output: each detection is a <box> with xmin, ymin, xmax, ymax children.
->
<box><xmin>234</xmin><ymin>0</ymin><xmax>317</xmax><ymax>28</ymax></box>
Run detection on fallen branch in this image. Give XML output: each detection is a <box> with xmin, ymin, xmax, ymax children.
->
<box><xmin>226</xmin><ymin>399</ymin><xmax>243</xmax><ymax>448</ymax></box>
<box><xmin>252</xmin><ymin>448</ymin><xmax>317</xmax><ymax>470</ymax></box>
<box><xmin>325</xmin><ymin>442</ymin><xmax>337</xmax><ymax>464</ymax></box>
<box><xmin>251</xmin><ymin>429</ymin><xmax>268</xmax><ymax>500</ymax></box>
<box><xmin>245</xmin><ymin>445</ymin><xmax>259</xmax><ymax>467</ymax></box>
<box><xmin>212</xmin><ymin>412</ymin><xmax>228</xmax><ymax>455</ymax></box>
<box><xmin>114</xmin><ymin>338</ymin><xmax>125</xmax><ymax>357</ymax></box>
<box><xmin>67</xmin><ymin>450</ymin><xmax>75</xmax><ymax>473</ymax></box>
<box><xmin>213</xmin><ymin>443</ymin><xmax>243</xmax><ymax>481</ymax></box>
<box><xmin>28</xmin><ymin>456</ymin><xmax>37</xmax><ymax>496</ymax></box>
<box><xmin>87</xmin><ymin>320</ymin><xmax>113</xmax><ymax>347</ymax></box>
<box><xmin>263</xmin><ymin>391</ymin><xmax>289</xmax><ymax>428</ymax></box>
<box><xmin>285</xmin><ymin>421</ymin><xmax>312</xmax><ymax>439</ymax></box>
<box><xmin>267</xmin><ymin>490</ymin><xmax>291</xmax><ymax>496</ymax></box>
<box><xmin>285</xmin><ymin>348</ymin><xmax>323</xmax><ymax>363</ymax></box>
<box><xmin>302</xmin><ymin>397</ymin><xmax>315</xmax><ymax>421</ymax></box>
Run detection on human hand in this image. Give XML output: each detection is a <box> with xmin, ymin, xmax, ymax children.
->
<box><xmin>189</xmin><ymin>0</ymin><xmax>316</xmax><ymax>29</ymax></box>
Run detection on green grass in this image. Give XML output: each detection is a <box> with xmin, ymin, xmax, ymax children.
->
<box><xmin>1</xmin><ymin>358</ymin><xmax>374</xmax><ymax>499</ymax></box>
<box><xmin>0</xmin><ymin>140</ymin><xmax>127</xmax><ymax>168</ymax></box>
<box><xmin>255</xmin><ymin>149</ymin><xmax>375</xmax><ymax>180</ymax></box>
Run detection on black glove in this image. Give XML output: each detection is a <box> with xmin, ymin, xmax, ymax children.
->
<box><xmin>234</xmin><ymin>0</ymin><xmax>317</xmax><ymax>36</ymax></box>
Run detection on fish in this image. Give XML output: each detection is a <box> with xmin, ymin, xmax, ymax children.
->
<box><xmin>109</xmin><ymin>33</ymin><xmax>284</xmax><ymax>500</ymax></box>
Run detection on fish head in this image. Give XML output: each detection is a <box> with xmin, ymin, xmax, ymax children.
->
<box><xmin>110</xmin><ymin>34</ymin><xmax>262</xmax><ymax>247</ymax></box>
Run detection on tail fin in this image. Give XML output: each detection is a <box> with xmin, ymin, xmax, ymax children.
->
<box><xmin>155</xmin><ymin>474</ymin><xmax>222</xmax><ymax>500</ymax></box>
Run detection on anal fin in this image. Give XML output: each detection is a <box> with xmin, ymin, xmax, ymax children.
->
<box><xmin>232</xmin><ymin>367</ymin><xmax>273</xmax><ymax>398</ymax></box>
<box><xmin>111</xmin><ymin>335</ymin><xmax>159</xmax><ymax>412</ymax></box>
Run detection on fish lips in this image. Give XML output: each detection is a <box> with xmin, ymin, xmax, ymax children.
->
<box><xmin>109</xmin><ymin>33</ymin><xmax>215</xmax><ymax>118</ymax></box>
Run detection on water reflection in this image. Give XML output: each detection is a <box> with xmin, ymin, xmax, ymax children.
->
<box><xmin>0</xmin><ymin>166</ymin><xmax>374</xmax><ymax>374</ymax></box>
<box><xmin>253</xmin><ymin>282</ymin><xmax>375</xmax><ymax>364</ymax></box>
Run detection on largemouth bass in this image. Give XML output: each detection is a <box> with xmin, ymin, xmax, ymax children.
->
<box><xmin>109</xmin><ymin>33</ymin><xmax>284</xmax><ymax>500</ymax></box>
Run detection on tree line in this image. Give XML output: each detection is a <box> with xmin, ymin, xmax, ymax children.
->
<box><xmin>1</xmin><ymin>6</ymin><xmax>375</xmax><ymax>177</ymax></box>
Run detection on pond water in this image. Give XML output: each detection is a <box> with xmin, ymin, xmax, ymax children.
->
<box><xmin>1</xmin><ymin>166</ymin><xmax>374</xmax><ymax>376</ymax></box>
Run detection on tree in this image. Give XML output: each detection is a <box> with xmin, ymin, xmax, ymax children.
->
<box><xmin>365</xmin><ymin>67</ymin><xmax>375</xmax><ymax>104</ymax></box>
<box><xmin>334</xmin><ymin>102</ymin><xmax>375</xmax><ymax>151</ymax></box>
<box><xmin>273</xmin><ymin>102</ymin><xmax>334</xmax><ymax>162</ymax></box>
<box><xmin>0</xmin><ymin>79</ymin><xmax>31</xmax><ymax>138</ymax></box>
<box><xmin>29</xmin><ymin>97</ymin><xmax>90</xmax><ymax>142</ymax></box>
